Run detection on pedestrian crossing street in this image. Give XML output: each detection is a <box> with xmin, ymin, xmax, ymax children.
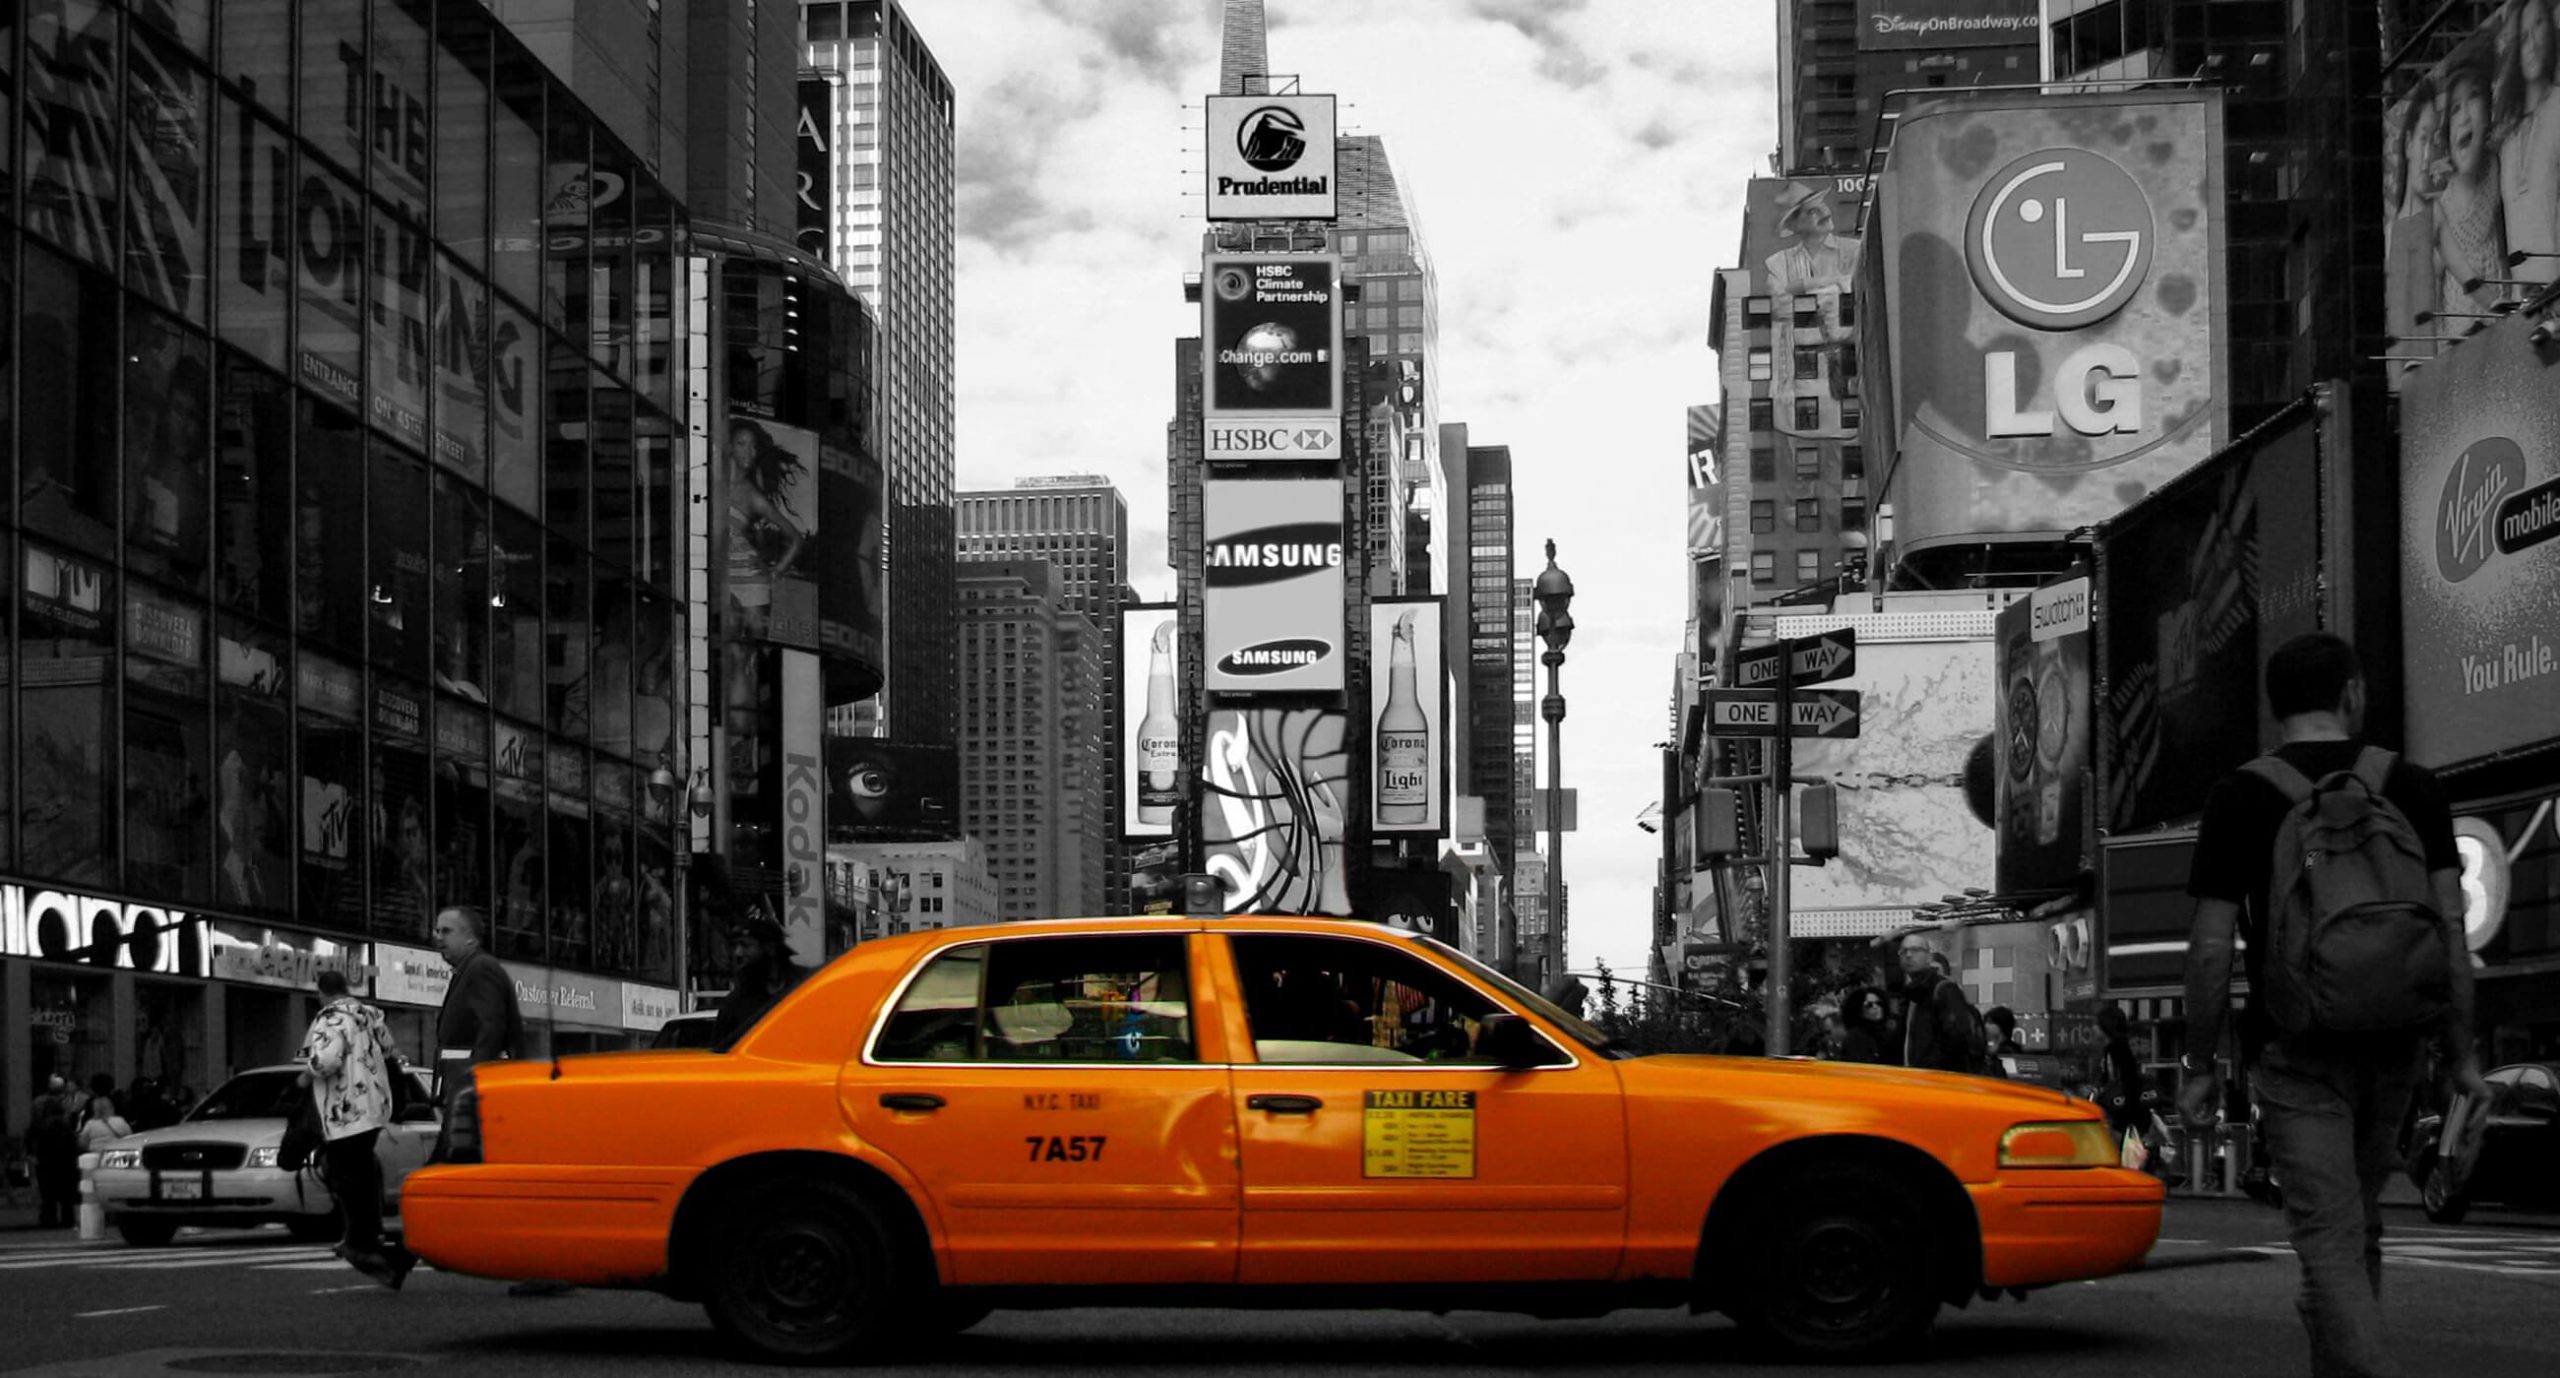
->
<box><xmin>0</xmin><ymin>1240</ymin><xmax>352</xmax><ymax>1276</ymax></box>
<box><xmin>2252</xmin><ymin>1226</ymin><xmax>2560</xmax><ymax>1281</ymax></box>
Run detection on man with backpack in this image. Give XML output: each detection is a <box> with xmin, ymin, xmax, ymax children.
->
<box><xmin>1875</xmin><ymin>930</ymin><xmax>1983</xmax><ymax>1074</ymax></box>
<box><xmin>2179</xmin><ymin>633</ymin><xmax>2491</xmax><ymax>1378</ymax></box>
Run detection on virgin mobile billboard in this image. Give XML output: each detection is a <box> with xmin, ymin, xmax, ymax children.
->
<box><xmin>1870</xmin><ymin>92</ymin><xmax>2227</xmax><ymax>554</ymax></box>
<box><xmin>2399</xmin><ymin>310</ymin><xmax>2560</xmax><ymax>769</ymax></box>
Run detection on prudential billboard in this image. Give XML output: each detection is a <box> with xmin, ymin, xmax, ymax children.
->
<box><xmin>1871</xmin><ymin>91</ymin><xmax>2227</xmax><ymax>556</ymax></box>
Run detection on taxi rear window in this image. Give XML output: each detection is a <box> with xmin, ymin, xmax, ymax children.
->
<box><xmin>874</xmin><ymin>934</ymin><xmax>1196</xmax><ymax>1064</ymax></box>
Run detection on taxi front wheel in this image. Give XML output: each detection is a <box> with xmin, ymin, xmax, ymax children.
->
<box><xmin>705</xmin><ymin>1179</ymin><xmax>908</xmax><ymax>1364</ymax></box>
<box><xmin>1731</xmin><ymin>1168</ymin><xmax>1939</xmax><ymax>1359</ymax></box>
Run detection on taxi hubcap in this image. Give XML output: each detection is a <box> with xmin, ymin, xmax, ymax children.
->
<box><xmin>757</xmin><ymin>1227</ymin><xmax>851</xmax><ymax>1320</ymax></box>
<box><xmin>1794</xmin><ymin>1220</ymin><xmax>1889</xmax><ymax>1322</ymax></box>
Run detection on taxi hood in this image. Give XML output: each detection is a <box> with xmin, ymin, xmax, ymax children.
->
<box><xmin>1625</xmin><ymin>1053</ymin><xmax>2090</xmax><ymax>1113</ymax></box>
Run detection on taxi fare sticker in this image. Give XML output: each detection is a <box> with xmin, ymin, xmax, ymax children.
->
<box><xmin>1361</xmin><ymin>1089</ymin><xmax>1476</xmax><ymax>1179</ymax></box>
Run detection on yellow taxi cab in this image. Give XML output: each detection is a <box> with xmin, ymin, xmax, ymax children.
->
<box><xmin>403</xmin><ymin>917</ymin><xmax>2161</xmax><ymax>1362</ymax></box>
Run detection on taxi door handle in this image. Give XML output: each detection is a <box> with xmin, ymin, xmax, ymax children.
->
<box><xmin>880</xmin><ymin>1093</ymin><xmax>946</xmax><ymax>1112</ymax></box>
<box><xmin>1247</xmin><ymin>1094</ymin><xmax>1323</xmax><ymax>1116</ymax></box>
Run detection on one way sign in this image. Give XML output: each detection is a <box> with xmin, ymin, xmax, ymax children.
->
<box><xmin>1705</xmin><ymin>688</ymin><xmax>1863</xmax><ymax>739</ymax></box>
<box><xmin>1734</xmin><ymin>628</ymin><xmax>1857</xmax><ymax>688</ymax></box>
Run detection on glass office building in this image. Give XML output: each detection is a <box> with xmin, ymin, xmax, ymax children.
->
<box><xmin>0</xmin><ymin>0</ymin><xmax>701</xmax><ymax>1114</ymax></box>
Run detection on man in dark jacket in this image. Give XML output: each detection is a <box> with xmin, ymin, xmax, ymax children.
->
<box><xmin>711</xmin><ymin>916</ymin><xmax>807</xmax><ymax>1048</ymax></box>
<box><xmin>1882</xmin><ymin>930</ymin><xmax>1981</xmax><ymax>1073</ymax></box>
<box><xmin>430</xmin><ymin>906</ymin><xmax>520</xmax><ymax>1143</ymax></box>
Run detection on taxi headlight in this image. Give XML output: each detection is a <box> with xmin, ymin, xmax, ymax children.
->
<box><xmin>1999</xmin><ymin>1120</ymin><xmax>2118</xmax><ymax>1169</ymax></box>
<box><xmin>97</xmin><ymin>1149</ymin><xmax>142</xmax><ymax>1170</ymax></box>
<box><xmin>245</xmin><ymin>1147</ymin><xmax>280</xmax><ymax>1169</ymax></box>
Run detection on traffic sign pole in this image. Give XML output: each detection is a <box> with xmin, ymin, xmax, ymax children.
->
<box><xmin>1768</xmin><ymin>653</ymin><xmax>1792</xmax><ymax>1058</ymax></box>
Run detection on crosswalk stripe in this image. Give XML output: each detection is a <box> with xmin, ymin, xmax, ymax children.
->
<box><xmin>88</xmin><ymin>1250</ymin><xmax>337</xmax><ymax>1272</ymax></box>
<box><xmin>254</xmin><ymin>1261</ymin><xmax>362</xmax><ymax>1272</ymax></box>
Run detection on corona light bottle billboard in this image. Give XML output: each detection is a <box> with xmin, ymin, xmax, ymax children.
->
<box><xmin>1376</xmin><ymin>611</ymin><xmax>1429</xmax><ymax>824</ymax></box>
<box><xmin>1135</xmin><ymin>620</ymin><xmax>1180</xmax><ymax>828</ymax></box>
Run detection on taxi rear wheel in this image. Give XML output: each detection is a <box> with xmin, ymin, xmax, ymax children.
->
<box><xmin>705</xmin><ymin>1180</ymin><xmax>906</xmax><ymax>1364</ymax></box>
<box><xmin>1734</xmin><ymin>1169</ymin><xmax>1938</xmax><ymax>1359</ymax></box>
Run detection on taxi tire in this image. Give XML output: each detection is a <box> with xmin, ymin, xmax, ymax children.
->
<box><xmin>287</xmin><ymin>1214</ymin><xmax>343</xmax><ymax>1244</ymax></box>
<box><xmin>2421</xmin><ymin>1159</ymin><xmax>2471</xmax><ymax>1225</ymax></box>
<box><xmin>116</xmin><ymin>1218</ymin><xmax>179</xmax><ymax>1248</ymax></box>
<box><xmin>1734</xmin><ymin>1168</ymin><xmax>1938</xmax><ymax>1360</ymax></box>
<box><xmin>704</xmin><ymin>1179</ymin><xmax>909</xmax><ymax>1364</ymax></box>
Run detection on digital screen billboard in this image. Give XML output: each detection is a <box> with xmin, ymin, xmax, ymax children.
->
<box><xmin>1120</xmin><ymin>605</ymin><xmax>1180</xmax><ymax>839</ymax></box>
<box><xmin>722</xmin><ymin>414</ymin><xmax>821</xmax><ymax>649</ymax></box>
<box><xmin>1871</xmin><ymin>91</ymin><xmax>2227</xmax><ymax>553</ymax></box>
<box><xmin>823</xmin><ymin>739</ymin><xmax>959</xmax><ymax>840</ymax></box>
<box><xmin>1201</xmin><ymin>254</ymin><xmax>1343</xmax><ymax>462</ymax></box>
<box><xmin>1203</xmin><ymin>479</ymin><xmax>1346</xmax><ymax>694</ymax></box>
<box><xmin>1202</xmin><ymin>705</ymin><xmax>1351</xmax><ymax>916</ymax></box>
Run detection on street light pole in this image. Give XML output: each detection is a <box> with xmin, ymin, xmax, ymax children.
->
<box><xmin>1533</xmin><ymin>540</ymin><xmax>1576</xmax><ymax>992</ymax></box>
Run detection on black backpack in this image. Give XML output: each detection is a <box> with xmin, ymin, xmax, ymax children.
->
<box><xmin>2243</xmin><ymin>748</ymin><xmax>2452</xmax><ymax>1036</ymax></box>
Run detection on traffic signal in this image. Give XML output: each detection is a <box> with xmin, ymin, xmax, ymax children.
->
<box><xmin>1182</xmin><ymin>873</ymin><xmax>1228</xmax><ymax>917</ymax></box>
<box><xmin>1799</xmin><ymin>783</ymin><xmax>1840</xmax><ymax>860</ymax></box>
<box><xmin>1697</xmin><ymin>788</ymin><xmax>1741</xmax><ymax>857</ymax></box>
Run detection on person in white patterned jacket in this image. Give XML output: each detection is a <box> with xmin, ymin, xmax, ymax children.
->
<box><xmin>299</xmin><ymin>969</ymin><xmax>414</xmax><ymax>1289</ymax></box>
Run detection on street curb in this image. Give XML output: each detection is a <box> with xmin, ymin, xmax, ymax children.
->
<box><xmin>2136</xmin><ymin>1247</ymin><xmax>2277</xmax><ymax>1272</ymax></box>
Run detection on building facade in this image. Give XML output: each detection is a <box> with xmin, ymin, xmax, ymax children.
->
<box><xmin>836</xmin><ymin>837</ymin><xmax>995</xmax><ymax>934</ymax></box>
<box><xmin>956</xmin><ymin>559</ymin><xmax>1105</xmax><ymax>922</ymax></box>
<box><xmin>957</xmin><ymin>479</ymin><xmax>1130</xmax><ymax>911</ymax></box>
<box><xmin>1</xmin><ymin>0</ymin><xmax>715</xmax><ymax>1134</ymax></box>
<box><xmin>804</xmin><ymin>0</ymin><xmax>957</xmax><ymax>755</ymax></box>
<box><xmin>1778</xmin><ymin>0</ymin><xmax>2040</xmax><ymax>175</ymax></box>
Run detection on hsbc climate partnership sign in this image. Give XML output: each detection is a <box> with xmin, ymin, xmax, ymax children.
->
<box><xmin>1203</xmin><ymin>254</ymin><xmax>1343</xmax><ymax>463</ymax></box>
<box><xmin>1205</xmin><ymin>479</ymin><xmax>1346</xmax><ymax>694</ymax></box>
<box><xmin>1205</xmin><ymin>94</ymin><xmax>1336</xmax><ymax>221</ymax></box>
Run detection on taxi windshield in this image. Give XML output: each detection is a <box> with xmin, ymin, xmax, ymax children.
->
<box><xmin>186</xmin><ymin>1070</ymin><xmax>304</xmax><ymax>1122</ymax></box>
<box><xmin>1416</xmin><ymin>935</ymin><xmax>1625</xmax><ymax>1058</ymax></box>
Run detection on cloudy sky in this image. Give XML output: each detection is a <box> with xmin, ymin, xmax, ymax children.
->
<box><xmin>917</xmin><ymin>0</ymin><xmax>1780</xmax><ymax>975</ymax></box>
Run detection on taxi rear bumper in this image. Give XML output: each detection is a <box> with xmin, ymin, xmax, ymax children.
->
<box><xmin>401</xmin><ymin>1164</ymin><xmax>687</xmax><ymax>1286</ymax></box>
<box><xmin>1969</xmin><ymin>1168</ymin><xmax>2165</xmax><ymax>1288</ymax></box>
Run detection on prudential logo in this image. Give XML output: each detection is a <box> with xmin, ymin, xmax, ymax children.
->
<box><xmin>1238</xmin><ymin>106</ymin><xmax>1308</xmax><ymax>171</ymax></box>
<box><xmin>1965</xmin><ymin>148</ymin><xmax>2155</xmax><ymax>331</ymax></box>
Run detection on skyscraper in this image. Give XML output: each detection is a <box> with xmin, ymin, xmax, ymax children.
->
<box><xmin>1335</xmin><ymin>136</ymin><xmax>1442</xmax><ymax>599</ymax></box>
<box><xmin>806</xmin><ymin>0</ymin><xmax>959</xmax><ymax>755</ymax></box>
<box><xmin>957</xmin><ymin>480</ymin><xmax>1130</xmax><ymax>910</ymax></box>
<box><xmin>958</xmin><ymin>561</ymin><xmax>1105</xmax><ymax>920</ymax></box>
<box><xmin>1776</xmin><ymin>0</ymin><xmax>2039</xmax><ymax>175</ymax></box>
<box><xmin>1220</xmin><ymin>0</ymin><xmax>1273</xmax><ymax>95</ymax></box>
<box><xmin>1437</xmin><ymin>425</ymin><xmax>1520</xmax><ymax>971</ymax></box>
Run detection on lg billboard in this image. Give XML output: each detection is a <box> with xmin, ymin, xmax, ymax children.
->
<box><xmin>1201</xmin><ymin>254</ymin><xmax>1343</xmax><ymax>463</ymax></box>
<box><xmin>1869</xmin><ymin>91</ymin><xmax>2228</xmax><ymax>555</ymax></box>
<box><xmin>1203</xmin><ymin>479</ymin><xmax>1346</xmax><ymax>694</ymax></box>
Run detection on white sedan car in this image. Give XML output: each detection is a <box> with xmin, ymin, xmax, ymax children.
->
<box><xmin>91</xmin><ymin>1064</ymin><xmax>440</xmax><ymax>1247</ymax></box>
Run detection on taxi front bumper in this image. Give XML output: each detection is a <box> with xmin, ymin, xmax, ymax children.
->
<box><xmin>400</xmin><ymin>1164</ymin><xmax>687</xmax><ymax>1286</ymax></box>
<box><xmin>1970</xmin><ymin>1167</ymin><xmax>2166</xmax><ymax>1288</ymax></box>
<box><xmin>94</xmin><ymin>1166</ymin><xmax>337</xmax><ymax>1222</ymax></box>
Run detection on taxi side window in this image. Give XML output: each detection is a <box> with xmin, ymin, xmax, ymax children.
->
<box><xmin>873</xmin><ymin>936</ymin><xmax>1197</xmax><ymax>1064</ymax></box>
<box><xmin>1231</xmin><ymin>935</ymin><xmax>1503</xmax><ymax>1066</ymax></box>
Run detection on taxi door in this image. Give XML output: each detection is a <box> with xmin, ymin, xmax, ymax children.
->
<box><xmin>845</xmin><ymin>930</ymin><xmax>1241</xmax><ymax>1287</ymax></box>
<box><xmin>1213</xmin><ymin>931</ymin><xmax>1629</xmax><ymax>1286</ymax></box>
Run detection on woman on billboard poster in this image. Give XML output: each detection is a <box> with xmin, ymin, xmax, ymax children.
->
<box><xmin>2499</xmin><ymin>0</ymin><xmax>2560</xmax><ymax>284</ymax></box>
<box><xmin>723</xmin><ymin>418</ymin><xmax>810</xmax><ymax>640</ymax></box>
<box><xmin>2437</xmin><ymin>46</ymin><xmax>2512</xmax><ymax>315</ymax></box>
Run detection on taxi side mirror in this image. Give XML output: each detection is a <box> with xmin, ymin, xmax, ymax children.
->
<box><xmin>1476</xmin><ymin>1013</ymin><xmax>1554</xmax><ymax>1071</ymax></box>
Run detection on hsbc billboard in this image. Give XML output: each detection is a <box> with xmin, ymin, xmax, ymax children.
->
<box><xmin>1202</xmin><ymin>254</ymin><xmax>1343</xmax><ymax>463</ymax></box>
<box><xmin>1204</xmin><ymin>479</ymin><xmax>1346</xmax><ymax>694</ymax></box>
<box><xmin>1869</xmin><ymin>91</ymin><xmax>2227</xmax><ymax>556</ymax></box>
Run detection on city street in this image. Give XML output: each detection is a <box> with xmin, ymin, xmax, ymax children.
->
<box><xmin>4</xmin><ymin>1201</ymin><xmax>2558</xmax><ymax>1376</ymax></box>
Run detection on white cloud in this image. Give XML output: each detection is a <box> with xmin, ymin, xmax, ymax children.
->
<box><xmin>926</xmin><ymin>0</ymin><xmax>1779</xmax><ymax>974</ymax></box>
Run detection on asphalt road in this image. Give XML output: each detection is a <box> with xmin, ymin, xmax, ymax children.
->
<box><xmin>3</xmin><ymin>1200</ymin><xmax>2557</xmax><ymax>1376</ymax></box>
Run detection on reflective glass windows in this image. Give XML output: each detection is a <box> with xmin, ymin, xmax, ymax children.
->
<box><xmin>432</xmin><ymin>5</ymin><xmax>490</xmax><ymax>268</ymax></box>
<box><xmin>490</xmin><ymin>48</ymin><xmax>542</xmax><ymax>312</ymax></box>
<box><xmin>541</xmin><ymin>101</ymin><xmax>587</xmax><ymax>336</ymax></box>
<box><xmin>218</xmin><ymin>0</ymin><xmax>292</xmax><ymax>120</ymax></box>
<box><xmin>300</xmin><ymin>0</ymin><xmax>364</xmax><ymax>175</ymax></box>
<box><xmin>214</xmin><ymin>99</ymin><xmax>292</xmax><ymax>369</ymax></box>
<box><xmin>590</xmin><ymin>765</ymin><xmax>634</xmax><ymax>973</ymax></box>
<box><xmin>544</xmin><ymin>337</ymin><xmax>588</xmax><ymax>544</ymax></box>
<box><xmin>489</xmin><ymin>504</ymin><xmax>541</xmax><ymax>723</ymax></box>
<box><xmin>369</xmin><ymin>201</ymin><xmax>432</xmax><ymax>452</ymax></box>
<box><xmin>369</xmin><ymin>675</ymin><xmax>434</xmax><ymax>942</ymax></box>
<box><xmin>214</xmin><ymin>353</ymin><xmax>293</xmax><ymax>622</ymax></box>
<box><xmin>213</xmin><ymin>617</ymin><xmax>291</xmax><ymax>912</ymax></box>
<box><xmin>20</xmin><ymin>544</ymin><xmax>115</xmax><ymax>885</ymax></box>
<box><xmin>125</xmin><ymin>584</ymin><xmax>213</xmax><ymax>904</ymax></box>
<box><xmin>431</xmin><ymin>254</ymin><xmax>489</xmax><ymax>482</ymax></box>
<box><xmin>368</xmin><ymin>448</ymin><xmax>431</xmax><ymax>680</ymax></box>
<box><xmin>296</xmin><ymin>652</ymin><xmax>365</xmax><ymax>928</ymax></box>
<box><xmin>297</xmin><ymin>162</ymin><xmax>365</xmax><ymax>412</ymax></box>
<box><xmin>127</xmin><ymin>22</ymin><xmax>211</xmax><ymax>323</ymax></box>
<box><xmin>432</xmin><ymin>694</ymin><xmax>490</xmax><ymax>919</ymax></box>
<box><xmin>123</xmin><ymin>302</ymin><xmax>212</xmax><ymax>593</ymax></box>
<box><xmin>24</xmin><ymin>0</ymin><xmax>122</xmax><ymax>269</ymax></box>
<box><xmin>545</xmin><ymin>539</ymin><xmax>587</xmax><ymax>739</ymax></box>
<box><xmin>489</xmin><ymin>297</ymin><xmax>540</xmax><ymax>514</ymax></box>
<box><xmin>372</xmin><ymin>0</ymin><xmax>434</xmax><ymax>224</ymax></box>
<box><xmin>293</xmin><ymin>400</ymin><xmax>366</xmax><ymax>656</ymax></box>
<box><xmin>491</xmin><ymin>716</ymin><xmax>542</xmax><ymax>959</ymax></box>
<box><xmin>430</xmin><ymin>469</ymin><xmax>488</xmax><ymax>702</ymax></box>
<box><xmin>21</xmin><ymin>240</ymin><xmax>120</xmax><ymax>555</ymax></box>
<box><xmin>546</xmin><ymin>744</ymin><xmax>589</xmax><ymax>968</ymax></box>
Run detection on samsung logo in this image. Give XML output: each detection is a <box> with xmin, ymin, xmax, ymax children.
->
<box><xmin>1218</xmin><ymin>639</ymin><xmax>1334</xmax><ymax>676</ymax></box>
<box><xmin>1205</xmin><ymin>523</ymin><xmax>1344</xmax><ymax>587</ymax></box>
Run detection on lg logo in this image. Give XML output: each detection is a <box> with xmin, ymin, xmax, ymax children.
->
<box><xmin>1967</xmin><ymin>148</ymin><xmax>2153</xmax><ymax>331</ymax></box>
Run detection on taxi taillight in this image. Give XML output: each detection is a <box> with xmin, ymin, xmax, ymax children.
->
<box><xmin>442</xmin><ymin>1080</ymin><xmax>484</xmax><ymax>1164</ymax></box>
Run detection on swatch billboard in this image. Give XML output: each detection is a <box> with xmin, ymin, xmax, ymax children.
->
<box><xmin>1994</xmin><ymin>577</ymin><xmax>2093</xmax><ymax>893</ymax></box>
<box><xmin>1203</xmin><ymin>479</ymin><xmax>1346</xmax><ymax>694</ymax></box>
<box><xmin>2398</xmin><ymin>310</ymin><xmax>2560</xmax><ymax>769</ymax></box>
<box><xmin>1869</xmin><ymin>91</ymin><xmax>2227</xmax><ymax>556</ymax></box>
<box><xmin>1202</xmin><ymin>254</ymin><xmax>1343</xmax><ymax>463</ymax></box>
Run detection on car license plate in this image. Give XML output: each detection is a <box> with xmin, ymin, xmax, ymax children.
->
<box><xmin>159</xmin><ymin>1178</ymin><xmax>204</xmax><ymax>1201</ymax></box>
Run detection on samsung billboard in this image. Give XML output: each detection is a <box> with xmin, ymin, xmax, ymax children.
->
<box><xmin>1203</xmin><ymin>479</ymin><xmax>1347</xmax><ymax>694</ymax></box>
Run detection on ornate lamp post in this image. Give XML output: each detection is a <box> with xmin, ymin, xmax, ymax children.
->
<box><xmin>1532</xmin><ymin>540</ymin><xmax>1576</xmax><ymax>991</ymax></box>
